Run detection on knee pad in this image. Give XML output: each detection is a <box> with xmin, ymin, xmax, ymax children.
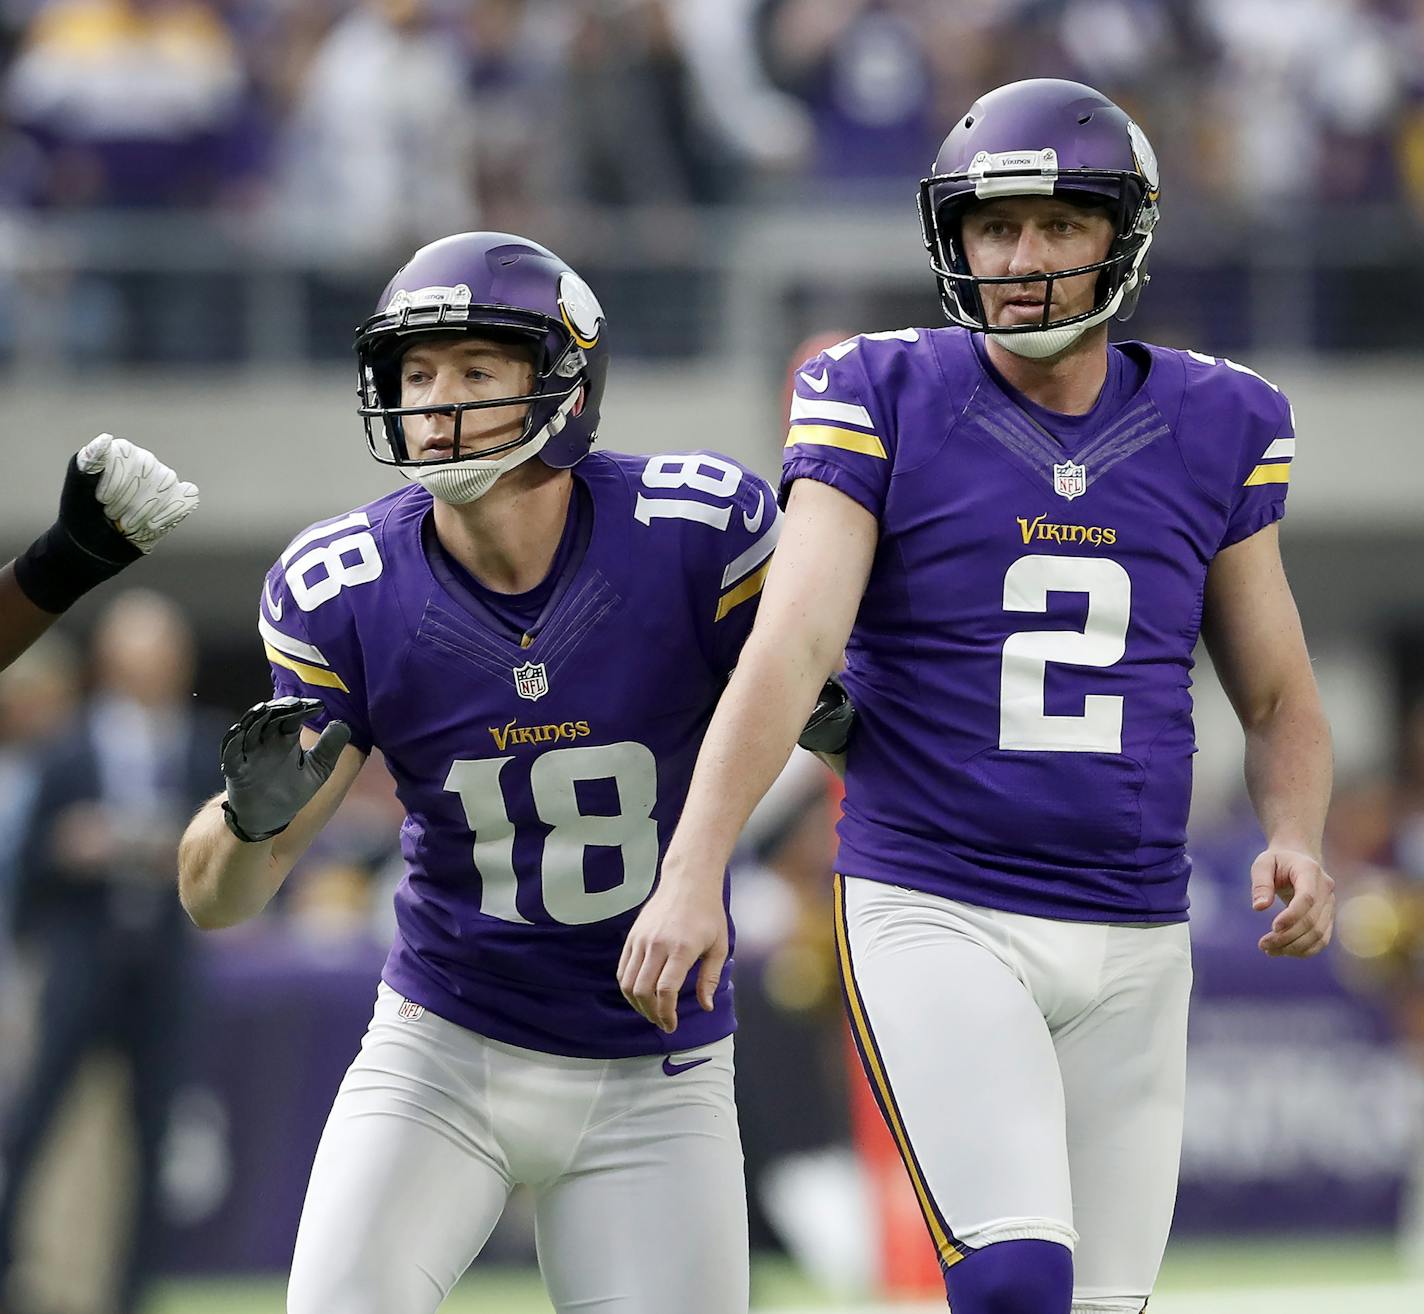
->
<box><xmin>943</xmin><ymin>1237</ymin><xmax>1073</xmax><ymax>1314</ymax></box>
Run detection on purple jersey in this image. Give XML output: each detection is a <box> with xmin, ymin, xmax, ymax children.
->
<box><xmin>782</xmin><ymin>328</ymin><xmax>1295</xmax><ymax>923</ymax></box>
<box><xmin>259</xmin><ymin>450</ymin><xmax>779</xmax><ymax>1057</ymax></box>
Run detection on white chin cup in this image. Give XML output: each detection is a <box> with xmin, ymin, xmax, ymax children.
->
<box><xmin>987</xmin><ymin>235</ymin><xmax>1151</xmax><ymax>361</ymax></box>
<box><xmin>400</xmin><ymin>389</ymin><xmax>579</xmax><ymax>506</ymax></box>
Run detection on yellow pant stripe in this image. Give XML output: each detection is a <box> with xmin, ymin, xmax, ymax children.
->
<box><xmin>834</xmin><ymin>874</ymin><xmax>964</xmax><ymax>1269</ymax></box>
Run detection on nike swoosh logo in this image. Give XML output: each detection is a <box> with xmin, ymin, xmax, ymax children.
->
<box><xmin>742</xmin><ymin>490</ymin><xmax>765</xmax><ymax>534</ymax></box>
<box><xmin>263</xmin><ymin>579</ymin><xmax>283</xmax><ymax>621</ymax></box>
<box><xmin>662</xmin><ymin>1055</ymin><xmax>713</xmax><ymax>1077</ymax></box>
<box><xmin>798</xmin><ymin>368</ymin><xmax>830</xmax><ymax>393</ymax></box>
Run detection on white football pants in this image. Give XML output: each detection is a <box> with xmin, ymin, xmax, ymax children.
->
<box><xmin>287</xmin><ymin>984</ymin><xmax>747</xmax><ymax>1314</ymax></box>
<box><xmin>837</xmin><ymin>875</ymin><xmax>1192</xmax><ymax>1314</ymax></box>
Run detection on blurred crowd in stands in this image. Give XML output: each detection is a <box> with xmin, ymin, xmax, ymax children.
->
<box><xmin>0</xmin><ymin>0</ymin><xmax>1420</xmax><ymax>360</ymax></box>
<box><xmin>1</xmin><ymin>0</ymin><xmax>1422</xmax><ymax>229</ymax></box>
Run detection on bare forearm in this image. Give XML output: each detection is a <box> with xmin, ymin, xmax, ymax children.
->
<box><xmin>667</xmin><ymin>630</ymin><xmax>836</xmax><ymax>882</ymax></box>
<box><xmin>178</xmin><ymin>795</ymin><xmax>292</xmax><ymax>929</ymax></box>
<box><xmin>1242</xmin><ymin>693</ymin><xmax>1333</xmax><ymax>859</ymax></box>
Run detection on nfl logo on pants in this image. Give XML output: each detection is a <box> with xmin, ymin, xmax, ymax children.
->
<box><xmin>1053</xmin><ymin>460</ymin><xmax>1087</xmax><ymax>501</ymax></box>
<box><xmin>514</xmin><ymin>661</ymin><xmax>549</xmax><ymax>701</ymax></box>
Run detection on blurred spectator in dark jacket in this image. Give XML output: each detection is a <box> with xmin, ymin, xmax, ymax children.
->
<box><xmin>0</xmin><ymin>634</ymin><xmax>80</xmax><ymax>1117</ymax></box>
<box><xmin>0</xmin><ymin>635</ymin><xmax>79</xmax><ymax>947</ymax></box>
<box><xmin>0</xmin><ymin>589</ymin><xmax>225</xmax><ymax>1314</ymax></box>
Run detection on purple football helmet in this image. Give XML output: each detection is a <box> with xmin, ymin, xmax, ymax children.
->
<box><xmin>354</xmin><ymin>232</ymin><xmax>608</xmax><ymax>480</ymax></box>
<box><xmin>918</xmin><ymin>79</ymin><xmax>1160</xmax><ymax>352</ymax></box>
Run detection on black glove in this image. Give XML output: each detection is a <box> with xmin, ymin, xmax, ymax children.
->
<box><xmin>220</xmin><ymin>697</ymin><xmax>352</xmax><ymax>843</ymax></box>
<box><xmin>14</xmin><ymin>436</ymin><xmax>198</xmax><ymax>613</ymax></box>
<box><xmin>798</xmin><ymin>673</ymin><xmax>855</xmax><ymax>755</ymax></box>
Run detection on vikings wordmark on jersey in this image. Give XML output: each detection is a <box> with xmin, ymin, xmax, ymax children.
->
<box><xmin>259</xmin><ymin>450</ymin><xmax>778</xmax><ymax>1057</ymax></box>
<box><xmin>784</xmin><ymin>327</ymin><xmax>1293</xmax><ymax>923</ymax></box>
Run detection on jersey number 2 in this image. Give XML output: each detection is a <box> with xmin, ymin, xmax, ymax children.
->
<box><xmin>444</xmin><ymin>742</ymin><xmax>658</xmax><ymax>925</ymax></box>
<box><xmin>999</xmin><ymin>555</ymin><xmax>1130</xmax><ymax>753</ymax></box>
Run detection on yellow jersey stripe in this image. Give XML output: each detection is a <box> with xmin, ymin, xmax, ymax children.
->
<box><xmin>1243</xmin><ymin>463</ymin><xmax>1291</xmax><ymax>487</ymax></box>
<box><xmin>785</xmin><ymin>424</ymin><xmax>888</xmax><ymax>459</ymax></box>
<box><xmin>264</xmin><ymin>642</ymin><xmax>351</xmax><ymax>693</ymax></box>
<box><xmin>715</xmin><ymin>560</ymin><xmax>770</xmax><ymax>622</ymax></box>
<box><xmin>834</xmin><ymin>875</ymin><xmax>964</xmax><ymax>1269</ymax></box>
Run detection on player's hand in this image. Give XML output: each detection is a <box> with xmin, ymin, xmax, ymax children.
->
<box><xmin>74</xmin><ymin>434</ymin><xmax>199</xmax><ymax>554</ymax></box>
<box><xmin>618</xmin><ymin>866</ymin><xmax>729</xmax><ymax>1033</ymax></box>
<box><xmin>14</xmin><ymin>434</ymin><xmax>200</xmax><ymax>615</ymax></box>
<box><xmin>1251</xmin><ymin>847</ymin><xmax>1334</xmax><ymax>957</ymax></box>
<box><xmin>220</xmin><ymin>697</ymin><xmax>351</xmax><ymax>843</ymax></box>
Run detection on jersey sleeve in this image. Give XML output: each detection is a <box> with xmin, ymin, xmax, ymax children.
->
<box><xmin>259</xmin><ymin>554</ymin><xmax>374</xmax><ymax>754</ymax></box>
<box><xmin>1220</xmin><ymin>378</ymin><xmax>1295</xmax><ymax>550</ymax></box>
<box><xmin>708</xmin><ymin>466</ymin><xmax>781</xmax><ymax>676</ymax></box>
<box><xmin>780</xmin><ymin>338</ymin><xmax>894</xmax><ymax>520</ymax></box>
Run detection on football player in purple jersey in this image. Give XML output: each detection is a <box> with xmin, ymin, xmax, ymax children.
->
<box><xmin>177</xmin><ymin>233</ymin><xmax>782</xmax><ymax>1313</ymax></box>
<box><xmin>621</xmin><ymin>80</ymin><xmax>1335</xmax><ymax>1313</ymax></box>
<box><xmin>1</xmin><ymin>436</ymin><xmax>199</xmax><ymax>670</ymax></box>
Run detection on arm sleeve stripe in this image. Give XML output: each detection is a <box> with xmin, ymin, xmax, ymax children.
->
<box><xmin>789</xmin><ymin>394</ymin><xmax>876</xmax><ymax>429</ymax></box>
<box><xmin>715</xmin><ymin>561</ymin><xmax>770</xmax><ymax>622</ymax></box>
<box><xmin>1243</xmin><ymin>463</ymin><xmax>1291</xmax><ymax>487</ymax></box>
<box><xmin>259</xmin><ymin>615</ymin><xmax>330</xmax><ymax>667</ymax></box>
<box><xmin>721</xmin><ymin>509</ymin><xmax>781</xmax><ymax>589</ymax></box>
<box><xmin>280</xmin><ymin>510</ymin><xmax>372</xmax><ymax>565</ymax></box>
<box><xmin>1261</xmin><ymin>436</ymin><xmax>1295</xmax><ymax>460</ymax></box>
<box><xmin>785</xmin><ymin>424</ymin><xmax>888</xmax><ymax>459</ymax></box>
<box><xmin>265</xmin><ymin>642</ymin><xmax>351</xmax><ymax>692</ymax></box>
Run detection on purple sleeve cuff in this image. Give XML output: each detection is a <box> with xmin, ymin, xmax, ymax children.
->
<box><xmin>779</xmin><ymin>457</ymin><xmax>885</xmax><ymax>520</ymax></box>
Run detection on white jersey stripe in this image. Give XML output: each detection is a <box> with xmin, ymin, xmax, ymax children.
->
<box><xmin>1261</xmin><ymin>436</ymin><xmax>1295</xmax><ymax>461</ymax></box>
<box><xmin>721</xmin><ymin>508</ymin><xmax>781</xmax><ymax>589</ymax></box>
<box><xmin>789</xmin><ymin>393</ymin><xmax>876</xmax><ymax>430</ymax></box>
<box><xmin>259</xmin><ymin>614</ymin><xmax>330</xmax><ymax>667</ymax></box>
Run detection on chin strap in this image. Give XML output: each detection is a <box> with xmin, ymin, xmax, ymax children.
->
<box><xmin>404</xmin><ymin>387</ymin><xmax>582</xmax><ymax>506</ymax></box>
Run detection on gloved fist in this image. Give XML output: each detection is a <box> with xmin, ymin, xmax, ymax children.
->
<box><xmin>14</xmin><ymin>434</ymin><xmax>200</xmax><ymax>613</ymax></box>
<box><xmin>76</xmin><ymin>434</ymin><xmax>200</xmax><ymax>554</ymax></box>
<box><xmin>220</xmin><ymin>697</ymin><xmax>352</xmax><ymax>843</ymax></box>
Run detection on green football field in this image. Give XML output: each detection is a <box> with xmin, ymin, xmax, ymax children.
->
<box><xmin>146</xmin><ymin>1235</ymin><xmax>1423</xmax><ymax>1312</ymax></box>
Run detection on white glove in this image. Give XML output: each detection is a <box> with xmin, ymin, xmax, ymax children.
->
<box><xmin>76</xmin><ymin>434</ymin><xmax>200</xmax><ymax>553</ymax></box>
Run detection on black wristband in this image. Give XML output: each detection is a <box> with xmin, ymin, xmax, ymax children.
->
<box><xmin>13</xmin><ymin>454</ymin><xmax>142</xmax><ymax>613</ymax></box>
<box><xmin>13</xmin><ymin>519</ymin><xmax>139</xmax><ymax>614</ymax></box>
<box><xmin>221</xmin><ymin>799</ymin><xmax>290</xmax><ymax>845</ymax></box>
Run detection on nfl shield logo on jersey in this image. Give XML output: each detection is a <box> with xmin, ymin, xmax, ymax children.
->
<box><xmin>1053</xmin><ymin>460</ymin><xmax>1087</xmax><ymax>501</ymax></box>
<box><xmin>513</xmin><ymin>661</ymin><xmax>549</xmax><ymax>701</ymax></box>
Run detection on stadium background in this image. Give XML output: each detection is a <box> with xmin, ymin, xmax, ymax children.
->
<box><xmin>0</xmin><ymin>0</ymin><xmax>1422</xmax><ymax>1310</ymax></box>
